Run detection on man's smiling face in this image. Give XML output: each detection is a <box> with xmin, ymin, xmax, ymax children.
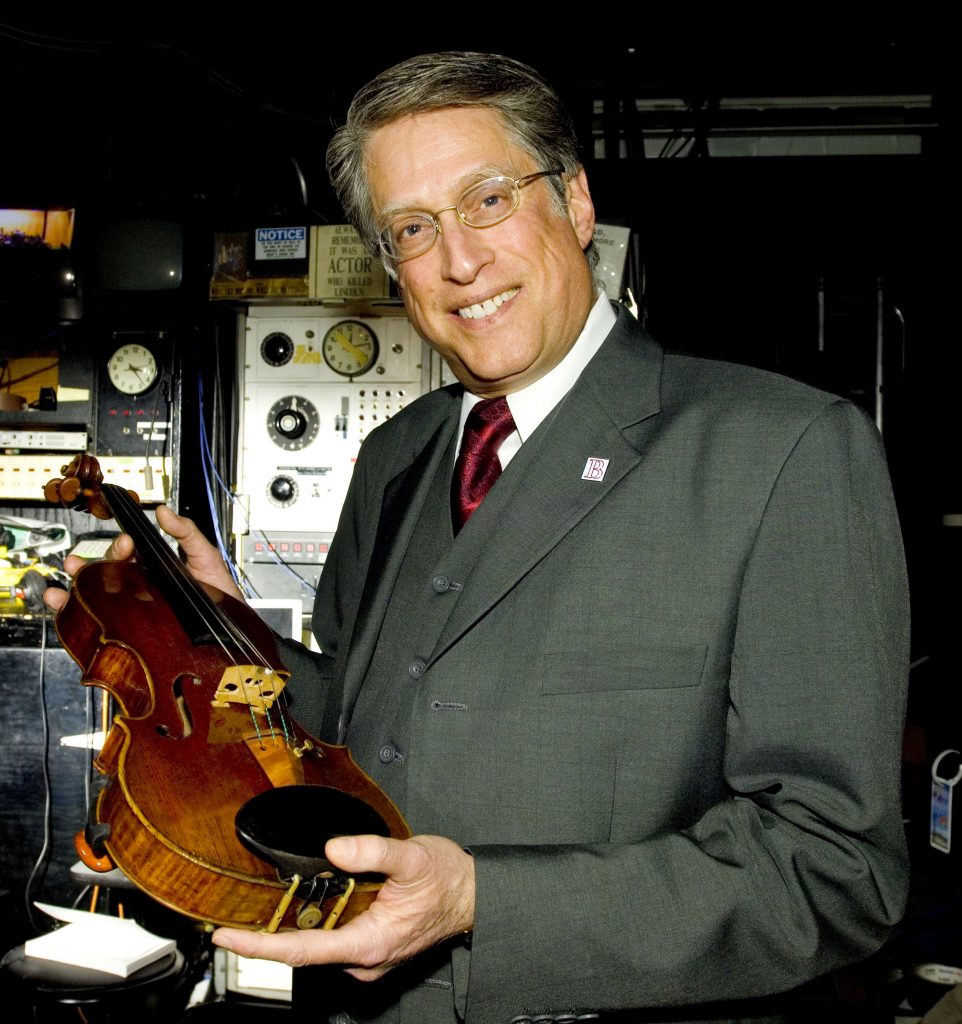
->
<box><xmin>365</xmin><ymin>106</ymin><xmax>596</xmax><ymax>397</ymax></box>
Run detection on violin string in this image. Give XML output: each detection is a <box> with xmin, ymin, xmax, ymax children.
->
<box><xmin>110</xmin><ymin>487</ymin><xmax>274</xmax><ymax>667</ymax></box>
<box><xmin>108</xmin><ymin>486</ymin><xmax>245</xmax><ymax>658</ymax></box>
<box><xmin>106</xmin><ymin>486</ymin><xmax>297</xmax><ymax>740</ymax></box>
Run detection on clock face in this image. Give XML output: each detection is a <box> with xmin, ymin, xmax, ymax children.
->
<box><xmin>322</xmin><ymin>320</ymin><xmax>379</xmax><ymax>377</ymax></box>
<box><xmin>107</xmin><ymin>343</ymin><xmax>159</xmax><ymax>395</ymax></box>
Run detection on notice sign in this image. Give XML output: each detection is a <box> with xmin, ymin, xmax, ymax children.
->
<box><xmin>311</xmin><ymin>225</ymin><xmax>389</xmax><ymax>301</ymax></box>
<box><xmin>255</xmin><ymin>226</ymin><xmax>308</xmax><ymax>261</ymax></box>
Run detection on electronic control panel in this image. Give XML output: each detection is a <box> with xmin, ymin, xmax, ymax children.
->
<box><xmin>235</xmin><ymin>308</ymin><xmax>435</xmax><ymax>610</ymax></box>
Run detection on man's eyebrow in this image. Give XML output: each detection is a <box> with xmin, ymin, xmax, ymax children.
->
<box><xmin>377</xmin><ymin>165</ymin><xmax>515</xmax><ymax>222</ymax></box>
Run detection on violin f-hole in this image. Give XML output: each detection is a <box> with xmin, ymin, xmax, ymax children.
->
<box><xmin>154</xmin><ymin>675</ymin><xmax>198</xmax><ymax>740</ymax></box>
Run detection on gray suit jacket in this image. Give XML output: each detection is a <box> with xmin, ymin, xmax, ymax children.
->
<box><xmin>283</xmin><ymin>305</ymin><xmax>909</xmax><ymax>1024</ymax></box>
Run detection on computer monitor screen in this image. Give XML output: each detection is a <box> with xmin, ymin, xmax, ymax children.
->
<box><xmin>92</xmin><ymin>218</ymin><xmax>183</xmax><ymax>291</ymax></box>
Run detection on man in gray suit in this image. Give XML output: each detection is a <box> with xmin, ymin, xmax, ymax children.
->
<box><xmin>83</xmin><ymin>53</ymin><xmax>909</xmax><ymax>1024</ymax></box>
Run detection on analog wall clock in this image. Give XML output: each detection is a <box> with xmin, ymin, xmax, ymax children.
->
<box><xmin>322</xmin><ymin>320</ymin><xmax>379</xmax><ymax>377</ymax></box>
<box><xmin>107</xmin><ymin>342</ymin><xmax>159</xmax><ymax>395</ymax></box>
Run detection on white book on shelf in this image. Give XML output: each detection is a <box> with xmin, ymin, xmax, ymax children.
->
<box><xmin>24</xmin><ymin>903</ymin><xmax>176</xmax><ymax>978</ymax></box>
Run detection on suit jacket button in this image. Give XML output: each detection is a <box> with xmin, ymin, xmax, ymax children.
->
<box><xmin>378</xmin><ymin>743</ymin><xmax>398</xmax><ymax>764</ymax></box>
<box><xmin>408</xmin><ymin>658</ymin><xmax>426</xmax><ymax>679</ymax></box>
<box><xmin>432</xmin><ymin>574</ymin><xmax>451</xmax><ymax>593</ymax></box>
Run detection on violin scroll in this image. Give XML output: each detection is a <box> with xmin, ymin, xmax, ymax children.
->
<box><xmin>44</xmin><ymin>453</ymin><xmax>138</xmax><ymax>520</ymax></box>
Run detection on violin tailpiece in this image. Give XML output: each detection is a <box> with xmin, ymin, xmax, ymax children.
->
<box><xmin>244</xmin><ymin>735</ymin><xmax>306</xmax><ymax>788</ymax></box>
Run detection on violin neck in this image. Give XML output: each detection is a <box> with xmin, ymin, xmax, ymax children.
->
<box><xmin>101</xmin><ymin>484</ymin><xmax>235</xmax><ymax>648</ymax></box>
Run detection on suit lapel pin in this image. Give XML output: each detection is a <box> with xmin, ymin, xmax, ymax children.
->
<box><xmin>581</xmin><ymin>457</ymin><xmax>609</xmax><ymax>482</ymax></box>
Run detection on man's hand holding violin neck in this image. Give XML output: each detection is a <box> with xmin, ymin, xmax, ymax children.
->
<box><xmin>43</xmin><ymin>506</ymin><xmax>243</xmax><ymax>612</ymax></box>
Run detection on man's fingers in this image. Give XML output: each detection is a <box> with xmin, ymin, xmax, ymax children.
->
<box><xmin>325</xmin><ymin>834</ymin><xmax>399</xmax><ymax>876</ymax></box>
<box><xmin>155</xmin><ymin>505</ymin><xmax>243</xmax><ymax>600</ymax></box>
<box><xmin>155</xmin><ymin>505</ymin><xmax>197</xmax><ymax>544</ymax></box>
<box><xmin>62</xmin><ymin>554</ymin><xmax>85</xmax><ymax>576</ymax></box>
<box><xmin>43</xmin><ymin>534</ymin><xmax>135</xmax><ymax>611</ymax></box>
<box><xmin>211</xmin><ymin>926</ymin><xmax>316</xmax><ymax>966</ymax></box>
<box><xmin>211</xmin><ymin>920</ymin><xmax>372</xmax><ymax>970</ymax></box>
<box><xmin>213</xmin><ymin>835</ymin><xmax>475</xmax><ymax>980</ymax></box>
<box><xmin>43</xmin><ymin>586</ymin><xmax>68</xmax><ymax>612</ymax></box>
<box><xmin>107</xmin><ymin>534</ymin><xmax>136</xmax><ymax>561</ymax></box>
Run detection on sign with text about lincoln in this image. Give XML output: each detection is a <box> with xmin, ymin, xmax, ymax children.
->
<box><xmin>312</xmin><ymin>226</ymin><xmax>389</xmax><ymax>301</ymax></box>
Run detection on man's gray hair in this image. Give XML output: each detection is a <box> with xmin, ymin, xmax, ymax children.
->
<box><xmin>326</xmin><ymin>52</ymin><xmax>595</xmax><ymax>266</ymax></box>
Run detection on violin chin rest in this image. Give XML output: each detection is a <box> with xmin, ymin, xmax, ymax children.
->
<box><xmin>235</xmin><ymin>785</ymin><xmax>391</xmax><ymax>882</ymax></box>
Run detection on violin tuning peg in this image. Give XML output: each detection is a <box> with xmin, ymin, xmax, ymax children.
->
<box><xmin>43</xmin><ymin>478</ymin><xmax>63</xmax><ymax>504</ymax></box>
<box><xmin>59</xmin><ymin>477</ymin><xmax>82</xmax><ymax>505</ymax></box>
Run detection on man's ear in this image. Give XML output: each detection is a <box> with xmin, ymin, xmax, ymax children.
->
<box><xmin>566</xmin><ymin>167</ymin><xmax>596</xmax><ymax>250</ymax></box>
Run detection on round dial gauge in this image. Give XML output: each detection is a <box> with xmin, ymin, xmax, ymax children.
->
<box><xmin>322</xmin><ymin>320</ymin><xmax>379</xmax><ymax>377</ymax></box>
<box><xmin>107</xmin><ymin>343</ymin><xmax>159</xmax><ymax>395</ymax></box>
<box><xmin>266</xmin><ymin>395</ymin><xmax>320</xmax><ymax>451</ymax></box>
<box><xmin>261</xmin><ymin>332</ymin><xmax>294</xmax><ymax>367</ymax></box>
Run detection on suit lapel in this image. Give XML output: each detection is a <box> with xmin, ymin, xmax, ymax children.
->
<box><xmin>429</xmin><ymin>308</ymin><xmax>664</xmax><ymax>665</ymax></box>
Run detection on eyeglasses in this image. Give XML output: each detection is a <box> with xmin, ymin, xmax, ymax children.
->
<box><xmin>377</xmin><ymin>168</ymin><xmax>564</xmax><ymax>265</ymax></box>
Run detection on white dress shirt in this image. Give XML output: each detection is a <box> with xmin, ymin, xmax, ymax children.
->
<box><xmin>456</xmin><ymin>291</ymin><xmax>616</xmax><ymax>468</ymax></box>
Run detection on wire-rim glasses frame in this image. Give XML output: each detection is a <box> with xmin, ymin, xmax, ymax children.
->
<box><xmin>377</xmin><ymin>168</ymin><xmax>565</xmax><ymax>266</ymax></box>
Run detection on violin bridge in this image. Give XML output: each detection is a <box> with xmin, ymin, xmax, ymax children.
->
<box><xmin>211</xmin><ymin>666</ymin><xmax>286</xmax><ymax>713</ymax></box>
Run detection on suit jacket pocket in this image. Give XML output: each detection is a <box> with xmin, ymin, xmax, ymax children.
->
<box><xmin>542</xmin><ymin>643</ymin><xmax>708</xmax><ymax>693</ymax></box>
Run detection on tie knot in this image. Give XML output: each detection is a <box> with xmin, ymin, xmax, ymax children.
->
<box><xmin>464</xmin><ymin>396</ymin><xmax>515</xmax><ymax>446</ymax></box>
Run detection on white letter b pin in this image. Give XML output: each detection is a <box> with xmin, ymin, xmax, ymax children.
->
<box><xmin>581</xmin><ymin>457</ymin><xmax>609</xmax><ymax>482</ymax></box>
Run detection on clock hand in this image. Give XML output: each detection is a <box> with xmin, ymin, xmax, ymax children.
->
<box><xmin>331</xmin><ymin>331</ymin><xmax>368</xmax><ymax>363</ymax></box>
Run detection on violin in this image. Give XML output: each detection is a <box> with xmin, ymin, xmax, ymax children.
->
<box><xmin>44</xmin><ymin>454</ymin><xmax>409</xmax><ymax>932</ymax></box>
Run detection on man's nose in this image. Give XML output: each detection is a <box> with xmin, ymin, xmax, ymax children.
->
<box><xmin>436</xmin><ymin>210</ymin><xmax>494</xmax><ymax>283</ymax></box>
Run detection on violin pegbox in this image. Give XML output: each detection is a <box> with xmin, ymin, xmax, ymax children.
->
<box><xmin>43</xmin><ymin>453</ymin><xmax>135</xmax><ymax>520</ymax></box>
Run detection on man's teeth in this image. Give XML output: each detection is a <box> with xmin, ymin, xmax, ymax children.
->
<box><xmin>457</xmin><ymin>288</ymin><xmax>519</xmax><ymax>320</ymax></box>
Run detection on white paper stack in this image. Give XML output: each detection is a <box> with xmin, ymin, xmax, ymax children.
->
<box><xmin>25</xmin><ymin>903</ymin><xmax>176</xmax><ymax>978</ymax></box>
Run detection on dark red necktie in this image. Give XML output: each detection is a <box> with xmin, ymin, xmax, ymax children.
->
<box><xmin>452</xmin><ymin>396</ymin><xmax>516</xmax><ymax>533</ymax></box>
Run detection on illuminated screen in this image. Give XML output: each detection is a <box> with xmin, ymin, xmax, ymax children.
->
<box><xmin>0</xmin><ymin>208</ymin><xmax>76</xmax><ymax>249</ymax></box>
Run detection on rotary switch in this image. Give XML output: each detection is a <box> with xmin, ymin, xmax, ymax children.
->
<box><xmin>267</xmin><ymin>475</ymin><xmax>299</xmax><ymax>507</ymax></box>
<box><xmin>266</xmin><ymin>395</ymin><xmax>319</xmax><ymax>451</ymax></box>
